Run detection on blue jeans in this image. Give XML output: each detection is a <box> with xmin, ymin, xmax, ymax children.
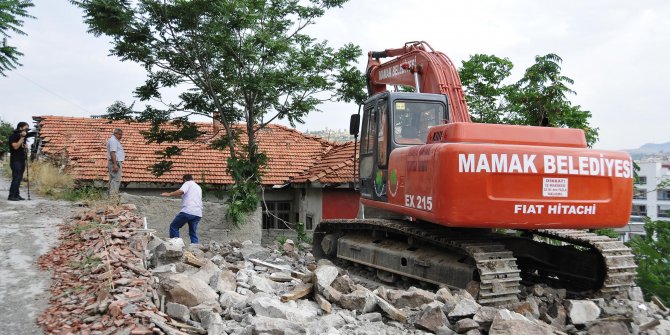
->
<box><xmin>169</xmin><ymin>212</ymin><xmax>201</xmax><ymax>244</ymax></box>
<box><xmin>9</xmin><ymin>161</ymin><xmax>25</xmax><ymax>198</ymax></box>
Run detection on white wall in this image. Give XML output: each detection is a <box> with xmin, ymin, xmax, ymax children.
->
<box><xmin>618</xmin><ymin>161</ymin><xmax>670</xmax><ymax>241</ymax></box>
<box><xmin>633</xmin><ymin>162</ymin><xmax>670</xmax><ymax>220</ymax></box>
<box><xmin>297</xmin><ymin>187</ymin><xmax>323</xmax><ymax>229</ymax></box>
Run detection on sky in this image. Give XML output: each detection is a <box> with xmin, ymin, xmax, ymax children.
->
<box><xmin>1</xmin><ymin>0</ymin><xmax>668</xmax><ymax>150</ymax></box>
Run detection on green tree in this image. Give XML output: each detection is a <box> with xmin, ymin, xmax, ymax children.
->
<box><xmin>0</xmin><ymin>0</ymin><xmax>34</xmax><ymax>76</ymax></box>
<box><xmin>0</xmin><ymin>120</ymin><xmax>12</xmax><ymax>155</ymax></box>
<box><xmin>459</xmin><ymin>54</ymin><xmax>513</xmax><ymax>124</ymax></box>
<box><xmin>628</xmin><ymin>217</ymin><xmax>670</xmax><ymax>304</ymax></box>
<box><xmin>72</xmin><ymin>0</ymin><xmax>364</xmax><ymax>224</ymax></box>
<box><xmin>459</xmin><ymin>53</ymin><xmax>599</xmax><ymax>146</ymax></box>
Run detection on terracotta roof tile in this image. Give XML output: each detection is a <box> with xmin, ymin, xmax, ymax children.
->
<box><xmin>33</xmin><ymin>116</ymin><xmax>354</xmax><ymax>186</ymax></box>
<box><xmin>292</xmin><ymin>141</ymin><xmax>357</xmax><ymax>184</ymax></box>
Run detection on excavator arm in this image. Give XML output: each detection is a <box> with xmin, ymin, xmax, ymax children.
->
<box><xmin>366</xmin><ymin>41</ymin><xmax>471</xmax><ymax>123</ymax></box>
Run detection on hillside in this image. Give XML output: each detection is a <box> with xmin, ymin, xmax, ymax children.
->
<box><xmin>625</xmin><ymin>141</ymin><xmax>670</xmax><ymax>160</ymax></box>
<box><xmin>306</xmin><ymin>128</ymin><xmax>354</xmax><ymax>143</ymax></box>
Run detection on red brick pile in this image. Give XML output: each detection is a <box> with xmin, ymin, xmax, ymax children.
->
<box><xmin>36</xmin><ymin>205</ymin><xmax>182</xmax><ymax>335</ymax></box>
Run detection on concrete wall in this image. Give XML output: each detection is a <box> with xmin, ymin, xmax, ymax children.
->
<box><xmin>298</xmin><ymin>187</ymin><xmax>322</xmax><ymax>229</ymax></box>
<box><xmin>120</xmin><ymin>193</ymin><xmax>262</xmax><ymax>245</ymax></box>
<box><xmin>118</xmin><ymin>185</ymin><xmax>355</xmax><ymax>246</ymax></box>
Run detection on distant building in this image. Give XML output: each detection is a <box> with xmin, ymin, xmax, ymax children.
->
<box><xmin>617</xmin><ymin>161</ymin><xmax>670</xmax><ymax>241</ymax></box>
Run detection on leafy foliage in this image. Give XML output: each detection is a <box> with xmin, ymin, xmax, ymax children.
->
<box><xmin>0</xmin><ymin>120</ymin><xmax>13</xmax><ymax>153</ymax></box>
<box><xmin>225</xmin><ymin>151</ymin><xmax>267</xmax><ymax>226</ymax></box>
<box><xmin>593</xmin><ymin>228</ymin><xmax>620</xmax><ymax>239</ymax></box>
<box><xmin>57</xmin><ymin>185</ymin><xmax>106</xmax><ymax>202</ymax></box>
<box><xmin>295</xmin><ymin>221</ymin><xmax>312</xmax><ymax>245</ymax></box>
<box><xmin>0</xmin><ymin>0</ymin><xmax>34</xmax><ymax>76</ymax></box>
<box><xmin>628</xmin><ymin>218</ymin><xmax>670</xmax><ymax>305</ymax></box>
<box><xmin>72</xmin><ymin>0</ymin><xmax>364</xmax><ymax>224</ymax></box>
<box><xmin>459</xmin><ymin>53</ymin><xmax>599</xmax><ymax>146</ymax></box>
<box><xmin>459</xmin><ymin>54</ymin><xmax>513</xmax><ymax>124</ymax></box>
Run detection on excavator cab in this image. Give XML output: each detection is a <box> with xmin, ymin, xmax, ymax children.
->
<box><xmin>355</xmin><ymin>91</ymin><xmax>448</xmax><ymax>202</ymax></box>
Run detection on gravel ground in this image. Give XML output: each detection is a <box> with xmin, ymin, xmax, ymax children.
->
<box><xmin>0</xmin><ymin>166</ymin><xmax>74</xmax><ymax>334</ymax></box>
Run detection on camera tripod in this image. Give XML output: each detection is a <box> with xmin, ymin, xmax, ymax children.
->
<box><xmin>25</xmin><ymin>150</ymin><xmax>31</xmax><ymax>200</ymax></box>
<box><xmin>23</xmin><ymin>138</ymin><xmax>32</xmax><ymax>201</ymax></box>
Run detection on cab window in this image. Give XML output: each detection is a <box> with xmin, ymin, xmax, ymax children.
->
<box><xmin>361</xmin><ymin>107</ymin><xmax>376</xmax><ymax>154</ymax></box>
<box><xmin>377</xmin><ymin>102</ymin><xmax>388</xmax><ymax>167</ymax></box>
<box><xmin>393</xmin><ymin>101</ymin><xmax>444</xmax><ymax>145</ymax></box>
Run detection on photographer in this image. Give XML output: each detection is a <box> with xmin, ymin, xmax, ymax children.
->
<box><xmin>8</xmin><ymin>122</ymin><xmax>32</xmax><ymax>201</ymax></box>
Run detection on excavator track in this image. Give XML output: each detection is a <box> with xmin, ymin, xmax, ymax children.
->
<box><xmin>533</xmin><ymin>229</ymin><xmax>637</xmax><ymax>296</ymax></box>
<box><xmin>314</xmin><ymin>220</ymin><xmax>637</xmax><ymax>305</ymax></box>
<box><xmin>313</xmin><ymin>219</ymin><xmax>522</xmax><ymax>305</ymax></box>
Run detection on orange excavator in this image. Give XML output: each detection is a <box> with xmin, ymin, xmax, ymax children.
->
<box><xmin>313</xmin><ymin>41</ymin><xmax>636</xmax><ymax>305</ymax></box>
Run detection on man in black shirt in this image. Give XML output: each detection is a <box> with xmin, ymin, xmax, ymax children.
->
<box><xmin>8</xmin><ymin>122</ymin><xmax>29</xmax><ymax>201</ymax></box>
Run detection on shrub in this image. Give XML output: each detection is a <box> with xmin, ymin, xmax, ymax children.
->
<box><xmin>28</xmin><ymin>160</ymin><xmax>75</xmax><ymax>194</ymax></box>
<box><xmin>24</xmin><ymin>160</ymin><xmax>105</xmax><ymax>202</ymax></box>
<box><xmin>628</xmin><ymin>218</ymin><xmax>670</xmax><ymax>305</ymax></box>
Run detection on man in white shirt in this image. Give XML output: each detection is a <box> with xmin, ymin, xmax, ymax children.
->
<box><xmin>162</xmin><ymin>174</ymin><xmax>203</xmax><ymax>244</ymax></box>
<box><xmin>106</xmin><ymin>128</ymin><xmax>125</xmax><ymax>196</ymax></box>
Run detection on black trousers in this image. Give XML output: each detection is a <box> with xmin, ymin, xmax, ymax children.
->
<box><xmin>9</xmin><ymin>160</ymin><xmax>25</xmax><ymax>198</ymax></box>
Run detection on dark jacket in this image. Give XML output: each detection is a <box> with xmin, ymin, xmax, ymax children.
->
<box><xmin>9</xmin><ymin>131</ymin><xmax>26</xmax><ymax>163</ymax></box>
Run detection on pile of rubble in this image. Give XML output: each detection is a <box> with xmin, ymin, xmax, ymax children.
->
<box><xmin>149</xmin><ymin>236</ymin><xmax>670</xmax><ymax>335</ymax></box>
<box><xmin>37</xmin><ymin>205</ymin><xmax>184</xmax><ymax>334</ymax></box>
<box><xmin>36</xmin><ymin>204</ymin><xmax>670</xmax><ymax>335</ymax></box>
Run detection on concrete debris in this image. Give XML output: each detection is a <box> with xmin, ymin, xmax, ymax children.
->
<box><xmin>566</xmin><ymin>299</ymin><xmax>601</xmax><ymax>325</ymax></box>
<box><xmin>448</xmin><ymin>297</ymin><xmax>481</xmax><ymax>318</ymax></box>
<box><xmin>331</xmin><ymin>274</ymin><xmax>358</xmax><ymax>294</ymax></box>
<box><xmin>210</xmin><ymin>269</ymin><xmax>237</xmax><ymax>293</ymax></box>
<box><xmin>588</xmin><ymin>321</ymin><xmax>632</xmax><ymax>335</ymax></box>
<box><xmin>161</xmin><ymin>273</ymin><xmax>219</xmax><ymax>307</ymax></box>
<box><xmin>153</xmin><ymin>237</ymin><xmax>185</xmax><ymax>266</ymax></box>
<box><xmin>321</xmin><ymin>285</ymin><xmax>343</xmax><ymax>303</ymax></box>
<box><xmin>280</xmin><ymin>283</ymin><xmax>313</xmax><ymax>302</ymax></box>
<box><xmin>315</xmin><ymin>263</ymin><xmax>340</xmax><ymax>289</ymax></box>
<box><xmin>436</xmin><ymin>326</ymin><xmax>458</xmax><ymax>335</ymax></box>
<box><xmin>251</xmin><ymin>296</ymin><xmax>319</xmax><ymax>323</ymax></box>
<box><xmin>628</xmin><ymin>286</ymin><xmax>645</xmax><ymax>303</ymax></box>
<box><xmin>249</xmin><ymin>274</ymin><xmax>277</xmax><ymax>293</ymax></box>
<box><xmin>387</xmin><ymin>286</ymin><xmax>436</xmax><ymax>308</ymax></box>
<box><xmin>315</xmin><ymin>293</ymin><xmax>333</xmax><ymax>313</ymax></box>
<box><xmin>218</xmin><ymin>290</ymin><xmax>248</xmax><ymax>310</ymax></box>
<box><xmin>436</xmin><ymin>287</ymin><xmax>453</xmax><ymax>303</ymax></box>
<box><xmin>166</xmin><ymin>302</ymin><xmax>190</xmax><ymax>322</ymax></box>
<box><xmin>489</xmin><ymin>309</ymin><xmax>554</xmax><ymax>335</ymax></box>
<box><xmin>454</xmin><ymin>318</ymin><xmax>479</xmax><ymax>333</ymax></box>
<box><xmin>357</xmin><ymin>312</ymin><xmax>383</xmax><ymax>322</ymax></box>
<box><xmin>36</xmin><ymin>204</ymin><xmax>670</xmax><ymax>335</ymax></box>
<box><xmin>473</xmin><ymin>306</ymin><xmax>499</xmax><ymax>326</ymax></box>
<box><xmin>375</xmin><ymin>292</ymin><xmax>408</xmax><ymax>322</ymax></box>
<box><xmin>414</xmin><ymin>301</ymin><xmax>450</xmax><ymax>332</ymax></box>
<box><xmin>248</xmin><ymin>315</ymin><xmax>306</xmax><ymax>335</ymax></box>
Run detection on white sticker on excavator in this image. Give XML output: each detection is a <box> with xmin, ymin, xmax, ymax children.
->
<box><xmin>543</xmin><ymin>178</ymin><xmax>568</xmax><ymax>197</ymax></box>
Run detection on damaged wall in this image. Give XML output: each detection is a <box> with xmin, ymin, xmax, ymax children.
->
<box><xmin>121</xmin><ymin>193</ymin><xmax>262</xmax><ymax>245</ymax></box>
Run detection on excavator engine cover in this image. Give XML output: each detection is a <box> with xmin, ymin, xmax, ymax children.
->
<box><xmin>368</xmin><ymin>122</ymin><xmax>634</xmax><ymax>229</ymax></box>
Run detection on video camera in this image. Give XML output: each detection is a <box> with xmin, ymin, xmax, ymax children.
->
<box><xmin>24</xmin><ymin>130</ymin><xmax>37</xmax><ymax>138</ymax></box>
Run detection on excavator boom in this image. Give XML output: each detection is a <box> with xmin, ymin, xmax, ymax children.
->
<box><xmin>366</xmin><ymin>41</ymin><xmax>470</xmax><ymax>123</ymax></box>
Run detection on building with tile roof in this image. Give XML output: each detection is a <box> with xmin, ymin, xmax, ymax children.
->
<box><xmin>32</xmin><ymin>116</ymin><xmax>360</xmax><ymax>237</ymax></box>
